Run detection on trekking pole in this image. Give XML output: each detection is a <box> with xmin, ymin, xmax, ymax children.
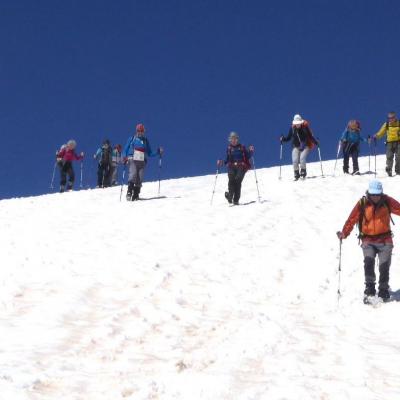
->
<box><xmin>157</xmin><ymin>154</ymin><xmax>162</xmax><ymax>196</ymax></box>
<box><xmin>317</xmin><ymin>142</ymin><xmax>324</xmax><ymax>177</ymax></box>
<box><xmin>50</xmin><ymin>161</ymin><xmax>57</xmax><ymax>189</ymax></box>
<box><xmin>279</xmin><ymin>141</ymin><xmax>283</xmax><ymax>180</ymax></box>
<box><xmin>119</xmin><ymin>165</ymin><xmax>126</xmax><ymax>202</ymax></box>
<box><xmin>368</xmin><ymin>135</ymin><xmax>371</xmax><ymax>173</ymax></box>
<box><xmin>210</xmin><ymin>167</ymin><xmax>220</xmax><ymax>205</ymax></box>
<box><xmin>251</xmin><ymin>156</ymin><xmax>261</xmax><ymax>203</ymax></box>
<box><xmin>373</xmin><ymin>137</ymin><xmax>377</xmax><ymax>177</ymax></box>
<box><xmin>333</xmin><ymin>141</ymin><xmax>341</xmax><ymax>176</ymax></box>
<box><xmin>80</xmin><ymin>160</ymin><xmax>83</xmax><ymax>189</ymax></box>
<box><xmin>337</xmin><ymin>237</ymin><xmax>342</xmax><ymax>304</ymax></box>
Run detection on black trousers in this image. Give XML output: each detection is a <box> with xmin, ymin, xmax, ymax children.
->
<box><xmin>343</xmin><ymin>142</ymin><xmax>359</xmax><ymax>172</ymax></box>
<box><xmin>228</xmin><ymin>166</ymin><xmax>246</xmax><ymax>202</ymax></box>
<box><xmin>60</xmin><ymin>161</ymin><xmax>75</xmax><ymax>188</ymax></box>
<box><xmin>97</xmin><ymin>163</ymin><xmax>111</xmax><ymax>187</ymax></box>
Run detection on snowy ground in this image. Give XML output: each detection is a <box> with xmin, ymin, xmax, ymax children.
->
<box><xmin>1</xmin><ymin>155</ymin><xmax>400</xmax><ymax>400</ymax></box>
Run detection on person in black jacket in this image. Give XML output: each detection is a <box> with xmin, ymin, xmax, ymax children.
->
<box><xmin>280</xmin><ymin>114</ymin><xmax>318</xmax><ymax>180</ymax></box>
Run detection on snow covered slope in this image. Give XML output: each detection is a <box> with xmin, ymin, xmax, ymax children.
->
<box><xmin>1</xmin><ymin>155</ymin><xmax>400</xmax><ymax>400</ymax></box>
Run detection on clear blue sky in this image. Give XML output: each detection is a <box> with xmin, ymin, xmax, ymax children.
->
<box><xmin>1</xmin><ymin>0</ymin><xmax>398</xmax><ymax>199</ymax></box>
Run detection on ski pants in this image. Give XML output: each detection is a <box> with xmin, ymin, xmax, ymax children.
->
<box><xmin>110</xmin><ymin>162</ymin><xmax>118</xmax><ymax>185</ymax></box>
<box><xmin>128</xmin><ymin>159</ymin><xmax>145</xmax><ymax>187</ymax></box>
<box><xmin>228</xmin><ymin>166</ymin><xmax>246</xmax><ymax>202</ymax></box>
<box><xmin>361</xmin><ymin>241</ymin><xmax>393</xmax><ymax>291</ymax></box>
<box><xmin>60</xmin><ymin>161</ymin><xmax>75</xmax><ymax>188</ymax></box>
<box><xmin>97</xmin><ymin>163</ymin><xmax>111</xmax><ymax>187</ymax></box>
<box><xmin>386</xmin><ymin>141</ymin><xmax>400</xmax><ymax>174</ymax></box>
<box><xmin>342</xmin><ymin>142</ymin><xmax>359</xmax><ymax>173</ymax></box>
<box><xmin>292</xmin><ymin>147</ymin><xmax>310</xmax><ymax>171</ymax></box>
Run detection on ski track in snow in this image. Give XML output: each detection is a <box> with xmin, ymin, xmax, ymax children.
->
<box><xmin>1</xmin><ymin>155</ymin><xmax>400</xmax><ymax>399</ymax></box>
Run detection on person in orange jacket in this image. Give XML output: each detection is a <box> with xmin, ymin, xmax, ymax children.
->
<box><xmin>337</xmin><ymin>180</ymin><xmax>400</xmax><ymax>303</ymax></box>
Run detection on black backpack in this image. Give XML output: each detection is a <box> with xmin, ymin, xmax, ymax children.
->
<box><xmin>100</xmin><ymin>145</ymin><xmax>112</xmax><ymax>165</ymax></box>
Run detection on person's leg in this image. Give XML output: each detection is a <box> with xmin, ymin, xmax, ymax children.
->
<box><xmin>132</xmin><ymin>161</ymin><xmax>145</xmax><ymax>200</ymax></box>
<box><xmin>233</xmin><ymin>168</ymin><xmax>246</xmax><ymax>204</ymax></box>
<box><xmin>394</xmin><ymin>142</ymin><xmax>400</xmax><ymax>175</ymax></box>
<box><xmin>60</xmin><ymin>163</ymin><xmax>67</xmax><ymax>192</ymax></box>
<box><xmin>299</xmin><ymin>147</ymin><xmax>310</xmax><ymax>177</ymax></box>
<box><xmin>292</xmin><ymin>148</ymin><xmax>300</xmax><ymax>179</ymax></box>
<box><xmin>342</xmin><ymin>143</ymin><xmax>350</xmax><ymax>173</ymax></box>
<box><xmin>351</xmin><ymin>145</ymin><xmax>360</xmax><ymax>173</ymax></box>
<box><xmin>126</xmin><ymin>159</ymin><xmax>136</xmax><ymax>199</ymax></box>
<box><xmin>226</xmin><ymin>168</ymin><xmax>236</xmax><ymax>202</ymax></box>
<box><xmin>97</xmin><ymin>164</ymin><xmax>103</xmax><ymax>187</ymax></box>
<box><xmin>377</xmin><ymin>243</ymin><xmax>393</xmax><ymax>299</ymax></box>
<box><xmin>66</xmin><ymin>163</ymin><xmax>75</xmax><ymax>190</ymax></box>
<box><xmin>362</xmin><ymin>243</ymin><xmax>377</xmax><ymax>295</ymax></box>
<box><xmin>111</xmin><ymin>162</ymin><xmax>117</xmax><ymax>185</ymax></box>
<box><xmin>386</xmin><ymin>142</ymin><xmax>395</xmax><ymax>175</ymax></box>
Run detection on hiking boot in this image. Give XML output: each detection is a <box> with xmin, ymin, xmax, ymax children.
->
<box><xmin>60</xmin><ymin>185</ymin><xmax>65</xmax><ymax>193</ymax></box>
<box><xmin>300</xmin><ymin>168</ymin><xmax>307</xmax><ymax>178</ymax></box>
<box><xmin>386</xmin><ymin>167</ymin><xmax>392</xmax><ymax>177</ymax></box>
<box><xmin>294</xmin><ymin>170</ymin><xmax>300</xmax><ymax>181</ymax></box>
<box><xmin>225</xmin><ymin>191</ymin><xmax>233</xmax><ymax>204</ymax></box>
<box><xmin>126</xmin><ymin>192</ymin><xmax>132</xmax><ymax>201</ymax></box>
<box><xmin>364</xmin><ymin>283</ymin><xmax>376</xmax><ymax>296</ymax></box>
<box><xmin>132</xmin><ymin>186</ymin><xmax>140</xmax><ymax>201</ymax></box>
<box><xmin>67</xmin><ymin>182</ymin><xmax>73</xmax><ymax>191</ymax></box>
<box><xmin>378</xmin><ymin>289</ymin><xmax>390</xmax><ymax>302</ymax></box>
<box><xmin>352</xmin><ymin>170</ymin><xmax>360</xmax><ymax>176</ymax></box>
<box><xmin>233</xmin><ymin>201</ymin><xmax>239</xmax><ymax>205</ymax></box>
<box><xmin>343</xmin><ymin>167</ymin><xmax>349</xmax><ymax>174</ymax></box>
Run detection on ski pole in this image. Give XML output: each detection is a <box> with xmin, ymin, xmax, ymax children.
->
<box><xmin>333</xmin><ymin>141</ymin><xmax>341</xmax><ymax>176</ymax></box>
<box><xmin>368</xmin><ymin>135</ymin><xmax>371</xmax><ymax>173</ymax></box>
<box><xmin>158</xmin><ymin>154</ymin><xmax>162</xmax><ymax>196</ymax></box>
<box><xmin>119</xmin><ymin>165</ymin><xmax>126</xmax><ymax>202</ymax></box>
<box><xmin>317</xmin><ymin>143</ymin><xmax>324</xmax><ymax>177</ymax></box>
<box><xmin>373</xmin><ymin>137</ymin><xmax>377</xmax><ymax>177</ymax></box>
<box><xmin>251</xmin><ymin>155</ymin><xmax>261</xmax><ymax>203</ymax></box>
<box><xmin>337</xmin><ymin>237</ymin><xmax>342</xmax><ymax>304</ymax></box>
<box><xmin>50</xmin><ymin>161</ymin><xmax>57</xmax><ymax>189</ymax></box>
<box><xmin>279</xmin><ymin>141</ymin><xmax>283</xmax><ymax>180</ymax></box>
<box><xmin>210</xmin><ymin>167</ymin><xmax>220</xmax><ymax>205</ymax></box>
<box><xmin>80</xmin><ymin>160</ymin><xmax>83</xmax><ymax>189</ymax></box>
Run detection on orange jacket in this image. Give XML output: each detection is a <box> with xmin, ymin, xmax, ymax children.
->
<box><xmin>342</xmin><ymin>195</ymin><xmax>400</xmax><ymax>241</ymax></box>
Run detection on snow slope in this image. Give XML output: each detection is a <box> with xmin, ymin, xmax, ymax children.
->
<box><xmin>1</xmin><ymin>155</ymin><xmax>400</xmax><ymax>400</ymax></box>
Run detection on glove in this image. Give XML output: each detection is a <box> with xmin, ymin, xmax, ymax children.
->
<box><xmin>280</xmin><ymin>135</ymin><xmax>284</xmax><ymax>143</ymax></box>
<box><xmin>93</xmin><ymin>154</ymin><xmax>97</xmax><ymax>159</ymax></box>
<box><xmin>56</xmin><ymin>157</ymin><xmax>62</xmax><ymax>162</ymax></box>
<box><xmin>217</xmin><ymin>159</ymin><xmax>224</xmax><ymax>167</ymax></box>
<box><xmin>80</xmin><ymin>152</ymin><xmax>84</xmax><ymax>158</ymax></box>
<box><xmin>336</xmin><ymin>231</ymin><xmax>344</xmax><ymax>240</ymax></box>
<box><xmin>248</xmin><ymin>145</ymin><xmax>255</xmax><ymax>152</ymax></box>
<box><xmin>158</xmin><ymin>147</ymin><xmax>164</xmax><ymax>155</ymax></box>
<box><xmin>123</xmin><ymin>157</ymin><xmax>128</xmax><ymax>164</ymax></box>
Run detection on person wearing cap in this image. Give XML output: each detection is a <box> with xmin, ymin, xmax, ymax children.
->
<box><xmin>94</xmin><ymin>139</ymin><xmax>112</xmax><ymax>188</ymax></box>
<box><xmin>340</xmin><ymin>119</ymin><xmax>366</xmax><ymax>175</ymax></box>
<box><xmin>373</xmin><ymin>111</ymin><xmax>400</xmax><ymax>176</ymax></box>
<box><xmin>280</xmin><ymin>114</ymin><xmax>319</xmax><ymax>180</ymax></box>
<box><xmin>337</xmin><ymin>180</ymin><xmax>400</xmax><ymax>303</ymax></box>
<box><xmin>123</xmin><ymin>123</ymin><xmax>164</xmax><ymax>201</ymax></box>
<box><xmin>56</xmin><ymin>139</ymin><xmax>84</xmax><ymax>192</ymax></box>
<box><xmin>217</xmin><ymin>132</ymin><xmax>254</xmax><ymax>205</ymax></box>
<box><xmin>110</xmin><ymin>144</ymin><xmax>123</xmax><ymax>186</ymax></box>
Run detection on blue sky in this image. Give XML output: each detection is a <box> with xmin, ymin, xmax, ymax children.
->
<box><xmin>1</xmin><ymin>0</ymin><xmax>398</xmax><ymax>199</ymax></box>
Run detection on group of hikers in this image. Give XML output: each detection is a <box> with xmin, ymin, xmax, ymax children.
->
<box><xmin>54</xmin><ymin>113</ymin><xmax>400</xmax><ymax>303</ymax></box>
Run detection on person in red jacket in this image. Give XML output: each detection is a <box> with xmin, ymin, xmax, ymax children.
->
<box><xmin>56</xmin><ymin>139</ymin><xmax>84</xmax><ymax>192</ymax></box>
<box><xmin>337</xmin><ymin>180</ymin><xmax>400</xmax><ymax>303</ymax></box>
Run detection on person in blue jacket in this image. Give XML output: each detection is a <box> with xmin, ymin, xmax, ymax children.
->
<box><xmin>217</xmin><ymin>131</ymin><xmax>254</xmax><ymax>205</ymax></box>
<box><xmin>123</xmin><ymin>123</ymin><xmax>163</xmax><ymax>200</ymax></box>
<box><xmin>340</xmin><ymin>120</ymin><xmax>368</xmax><ymax>175</ymax></box>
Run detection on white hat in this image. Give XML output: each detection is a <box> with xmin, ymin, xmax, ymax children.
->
<box><xmin>292</xmin><ymin>114</ymin><xmax>304</xmax><ymax>125</ymax></box>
